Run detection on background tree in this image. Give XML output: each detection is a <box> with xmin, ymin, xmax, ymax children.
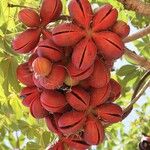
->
<box><xmin>0</xmin><ymin>0</ymin><xmax>150</xmax><ymax>149</ymax></box>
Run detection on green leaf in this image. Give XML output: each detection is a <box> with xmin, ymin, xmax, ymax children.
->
<box><xmin>116</xmin><ymin>65</ymin><xmax>137</xmax><ymax>76</ymax></box>
<box><xmin>42</xmin><ymin>131</ymin><xmax>51</xmax><ymax>147</ymax></box>
<box><xmin>0</xmin><ymin>57</ymin><xmax>21</xmax><ymax>96</ymax></box>
<box><xmin>26</xmin><ymin>142</ymin><xmax>41</xmax><ymax>150</ymax></box>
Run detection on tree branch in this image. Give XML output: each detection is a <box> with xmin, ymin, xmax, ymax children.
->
<box><xmin>123</xmin><ymin>24</ymin><xmax>150</xmax><ymax>43</ymax></box>
<box><xmin>125</xmin><ymin>48</ymin><xmax>150</xmax><ymax>70</ymax></box>
<box><xmin>122</xmin><ymin>70</ymin><xmax>150</xmax><ymax>119</ymax></box>
<box><xmin>118</xmin><ymin>0</ymin><xmax>150</xmax><ymax>16</ymax></box>
<box><xmin>123</xmin><ymin>79</ymin><xmax>150</xmax><ymax>119</ymax></box>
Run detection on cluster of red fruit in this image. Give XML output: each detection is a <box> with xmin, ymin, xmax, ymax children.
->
<box><xmin>12</xmin><ymin>0</ymin><xmax>130</xmax><ymax>149</ymax></box>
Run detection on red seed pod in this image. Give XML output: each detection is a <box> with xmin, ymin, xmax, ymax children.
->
<box><xmin>37</xmin><ymin>39</ymin><xmax>64</xmax><ymax>62</ymax></box>
<box><xmin>30</xmin><ymin>97</ymin><xmax>48</xmax><ymax>119</ymax></box>
<box><xmin>72</xmin><ymin>38</ymin><xmax>97</xmax><ymax>71</ymax></box>
<box><xmin>96</xmin><ymin>103</ymin><xmax>123</xmax><ymax>123</ymax></box>
<box><xmin>40</xmin><ymin>90</ymin><xmax>67</xmax><ymax>113</ymax></box>
<box><xmin>79</xmin><ymin>79</ymin><xmax>91</xmax><ymax>90</ymax></box>
<box><xmin>41</xmin><ymin>29</ymin><xmax>52</xmax><ymax>39</ymax></box>
<box><xmin>93</xmin><ymin>4</ymin><xmax>118</xmax><ymax>32</ymax></box>
<box><xmin>98</xmin><ymin>54</ymin><xmax>114</xmax><ymax>70</ymax></box>
<box><xmin>39</xmin><ymin>64</ymin><xmax>66</xmax><ymax>90</ymax></box>
<box><xmin>49</xmin><ymin>141</ymin><xmax>65</xmax><ymax>150</ymax></box>
<box><xmin>68</xmin><ymin>0</ymin><xmax>93</xmax><ymax>28</ymax></box>
<box><xmin>12</xmin><ymin>29</ymin><xmax>41</xmax><ymax>54</ymax></box>
<box><xmin>90</xmin><ymin>83</ymin><xmax>111</xmax><ymax>107</ymax></box>
<box><xmin>33</xmin><ymin>75</ymin><xmax>43</xmax><ymax>88</ymax></box>
<box><xmin>104</xmin><ymin>58</ymin><xmax>114</xmax><ymax>70</ymax></box>
<box><xmin>45</xmin><ymin>114</ymin><xmax>62</xmax><ymax>136</ymax></box>
<box><xmin>65</xmin><ymin>135</ymin><xmax>90</xmax><ymax>150</ymax></box>
<box><xmin>58</xmin><ymin>111</ymin><xmax>86</xmax><ymax>134</ymax></box>
<box><xmin>52</xmin><ymin>23</ymin><xmax>85</xmax><ymax>46</ymax></box>
<box><xmin>67</xmin><ymin>63</ymin><xmax>94</xmax><ymax>81</ymax></box>
<box><xmin>84</xmin><ymin>116</ymin><xmax>105</xmax><ymax>145</ymax></box>
<box><xmin>28</xmin><ymin>53</ymin><xmax>38</xmax><ymax>67</ymax></box>
<box><xmin>32</xmin><ymin>57</ymin><xmax>53</xmax><ymax>77</ymax></box>
<box><xmin>18</xmin><ymin>8</ymin><xmax>40</xmax><ymax>27</ymax></box>
<box><xmin>17</xmin><ymin>63</ymin><xmax>34</xmax><ymax>86</ymax></box>
<box><xmin>20</xmin><ymin>86</ymin><xmax>40</xmax><ymax>107</ymax></box>
<box><xmin>111</xmin><ymin>20</ymin><xmax>130</xmax><ymax>38</ymax></box>
<box><xmin>40</xmin><ymin>0</ymin><xmax>62</xmax><ymax>26</ymax></box>
<box><xmin>93</xmin><ymin>31</ymin><xmax>124</xmax><ymax>59</ymax></box>
<box><xmin>89</xmin><ymin>59</ymin><xmax>110</xmax><ymax>88</ymax></box>
<box><xmin>64</xmin><ymin>75</ymin><xmax>79</xmax><ymax>87</ymax></box>
<box><xmin>66</xmin><ymin>86</ymin><xmax>90</xmax><ymax>111</ymax></box>
<box><xmin>109</xmin><ymin>79</ymin><xmax>121</xmax><ymax>102</ymax></box>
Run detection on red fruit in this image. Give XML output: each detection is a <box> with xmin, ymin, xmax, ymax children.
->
<box><xmin>79</xmin><ymin>79</ymin><xmax>91</xmax><ymax>90</ymax></box>
<box><xmin>68</xmin><ymin>0</ymin><xmax>93</xmax><ymax>28</ymax></box>
<box><xmin>52</xmin><ymin>23</ymin><xmax>85</xmax><ymax>46</ymax></box>
<box><xmin>96</xmin><ymin>103</ymin><xmax>123</xmax><ymax>123</ymax></box>
<box><xmin>84</xmin><ymin>116</ymin><xmax>105</xmax><ymax>145</ymax></box>
<box><xmin>28</xmin><ymin>53</ymin><xmax>38</xmax><ymax>67</ymax></box>
<box><xmin>32</xmin><ymin>57</ymin><xmax>52</xmax><ymax>77</ymax></box>
<box><xmin>40</xmin><ymin>0</ymin><xmax>62</xmax><ymax>26</ymax></box>
<box><xmin>33</xmin><ymin>75</ymin><xmax>42</xmax><ymax>88</ymax></box>
<box><xmin>93</xmin><ymin>31</ymin><xmax>124</xmax><ymax>59</ymax></box>
<box><xmin>20</xmin><ymin>86</ymin><xmax>39</xmax><ymax>107</ymax></box>
<box><xmin>66</xmin><ymin>86</ymin><xmax>90</xmax><ymax>111</ymax></box>
<box><xmin>42</xmin><ymin>29</ymin><xmax>52</xmax><ymax>39</ymax></box>
<box><xmin>17</xmin><ymin>63</ymin><xmax>34</xmax><ymax>86</ymax></box>
<box><xmin>58</xmin><ymin>111</ymin><xmax>86</xmax><ymax>134</ymax></box>
<box><xmin>39</xmin><ymin>64</ymin><xmax>66</xmax><ymax>90</ymax></box>
<box><xmin>40</xmin><ymin>90</ymin><xmax>67</xmax><ymax>113</ymax></box>
<box><xmin>72</xmin><ymin>38</ymin><xmax>97</xmax><ymax>71</ymax></box>
<box><xmin>98</xmin><ymin>55</ymin><xmax>114</xmax><ymax>70</ymax></box>
<box><xmin>30</xmin><ymin>97</ymin><xmax>48</xmax><ymax>119</ymax></box>
<box><xmin>109</xmin><ymin>79</ymin><xmax>121</xmax><ymax>102</ymax></box>
<box><xmin>104</xmin><ymin>58</ymin><xmax>114</xmax><ymax>70</ymax></box>
<box><xmin>90</xmin><ymin>83</ymin><xmax>111</xmax><ymax>107</ymax></box>
<box><xmin>45</xmin><ymin>114</ymin><xmax>62</xmax><ymax>136</ymax></box>
<box><xmin>67</xmin><ymin>63</ymin><xmax>94</xmax><ymax>81</ymax></box>
<box><xmin>112</xmin><ymin>20</ymin><xmax>130</xmax><ymax>38</ymax></box>
<box><xmin>89</xmin><ymin>59</ymin><xmax>110</xmax><ymax>88</ymax></box>
<box><xmin>37</xmin><ymin>39</ymin><xmax>64</xmax><ymax>62</ymax></box>
<box><xmin>93</xmin><ymin>4</ymin><xmax>118</xmax><ymax>31</ymax></box>
<box><xmin>12</xmin><ymin>29</ymin><xmax>41</xmax><ymax>54</ymax></box>
<box><xmin>18</xmin><ymin>8</ymin><xmax>40</xmax><ymax>27</ymax></box>
<box><xmin>64</xmin><ymin>75</ymin><xmax>79</xmax><ymax>87</ymax></box>
<box><xmin>65</xmin><ymin>135</ymin><xmax>90</xmax><ymax>150</ymax></box>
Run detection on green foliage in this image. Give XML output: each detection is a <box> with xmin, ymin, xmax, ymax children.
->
<box><xmin>0</xmin><ymin>0</ymin><xmax>149</xmax><ymax>149</ymax></box>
